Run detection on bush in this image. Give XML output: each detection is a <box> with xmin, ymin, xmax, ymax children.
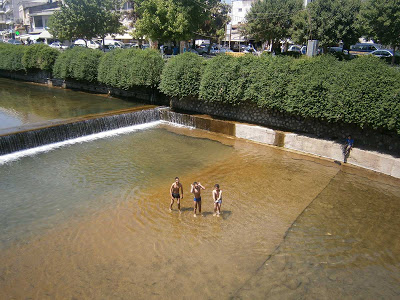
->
<box><xmin>0</xmin><ymin>43</ymin><xmax>26</xmax><ymax>71</ymax></box>
<box><xmin>22</xmin><ymin>44</ymin><xmax>59</xmax><ymax>71</ymax></box>
<box><xmin>199</xmin><ymin>54</ymin><xmax>259</xmax><ymax>105</ymax></box>
<box><xmin>183</xmin><ymin>53</ymin><xmax>400</xmax><ymax>134</ymax></box>
<box><xmin>53</xmin><ymin>47</ymin><xmax>103</xmax><ymax>82</ymax></box>
<box><xmin>159</xmin><ymin>52</ymin><xmax>205</xmax><ymax>99</ymax></box>
<box><xmin>98</xmin><ymin>49</ymin><xmax>164</xmax><ymax>89</ymax></box>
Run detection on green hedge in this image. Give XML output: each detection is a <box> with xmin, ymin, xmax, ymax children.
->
<box><xmin>98</xmin><ymin>49</ymin><xmax>164</xmax><ymax>89</ymax></box>
<box><xmin>0</xmin><ymin>43</ymin><xmax>26</xmax><ymax>71</ymax></box>
<box><xmin>159</xmin><ymin>52</ymin><xmax>205</xmax><ymax>98</ymax></box>
<box><xmin>53</xmin><ymin>47</ymin><xmax>103</xmax><ymax>82</ymax></box>
<box><xmin>163</xmin><ymin>53</ymin><xmax>400</xmax><ymax>134</ymax></box>
<box><xmin>199</xmin><ymin>54</ymin><xmax>259</xmax><ymax>105</ymax></box>
<box><xmin>22</xmin><ymin>44</ymin><xmax>59</xmax><ymax>71</ymax></box>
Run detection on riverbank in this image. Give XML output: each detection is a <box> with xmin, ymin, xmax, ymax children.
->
<box><xmin>1</xmin><ymin>74</ymin><xmax>399</xmax><ymax>179</ymax></box>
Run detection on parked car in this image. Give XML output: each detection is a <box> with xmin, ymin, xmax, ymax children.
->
<box><xmin>349</xmin><ymin>43</ymin><xmax>382</xmax><ymax>56</ymax></box>
<box><xmin>74</xmin><ymin>39</ymin><xmax>100</xmax><ymax>49</ymax></box>
<box><xmin>370</xmin><ymin>49</ymin><xmax>398</xmax><ymax>58</ymax></box>
<box><xmin>7</xmin><ymin>39</ymin><xmax>22</xmax><ymax>45</ymax></box>
<box><xmin>49</xmin><ymin>41</ymin><xmax>68</xmax><ymax>50</ymax></box>
<box><xmin>209</xmin><ymin>45</ymin><xmax>220</xmax><ymax>55</ymax></box>
<box><xmin>103</xmin><ymin>40</ymin><xmax>125</xmax><ymax>48</ymax></box>
<box><xmin>287</xmin><ymin>45</ymin><xmax>302</xmax><ymax>53</ymax></box>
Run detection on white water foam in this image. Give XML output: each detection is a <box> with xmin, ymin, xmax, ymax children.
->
<box><xmin>0</xmin><ymin>121</ymin><xmax>161</xmax><ymax>165</ymax></box>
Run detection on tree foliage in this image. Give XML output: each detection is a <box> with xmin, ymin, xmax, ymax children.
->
<box><xmin>290</xmin><ymin>0</ymin><xmax>361</xmax><ymax>50</ymax></box>
<box><xmin>243</xmin><ymin>0</ymin><xmax>303</xmax><ymax>51</ymax></box>
<box><xmin>358</xmin><ymin>0</ymin><xmax>400</xmax><ymax>63</ymax></box>
<box><xmin>132</xmin><ymin>0</ymin><xmax>229</xmax><ymax>42</ymax></box>
<box><xmin>49</xmin><ymin>0</ymin><xmax>123</xmax><ymax>42</ymax></box>
<box><xmin>0</xmin><ymin>44</ymin><xmax>26</xmax><ymax>71</ymax></box>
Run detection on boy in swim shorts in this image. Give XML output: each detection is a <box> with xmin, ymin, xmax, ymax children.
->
<box><xmin>191</xmin><ymin>181</ymin><xmax>205</xmax><ymax>217</ymax></box>
<box><xmin>170</xmin><ymin>177</ymin><xmax>183</xmax><ymax>212</ymax></box>
<box><xmin>212</xmin><ymin>184</ymin><xmax>222</xmax><ymax>216</ymax></box>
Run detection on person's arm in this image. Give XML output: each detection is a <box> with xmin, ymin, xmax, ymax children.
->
<box><xmin>218</xmin><ymin>190</ymin><xmax>222</xmax><ymax>201</ymax></box>
<box><xmin>198</xmin><ymin>182</ymin><xmax>205</xmax><ymax>190</ymax></box>
<box><xmin>212</xmin><ymin>190</ymin><xmax>217</xmax><ymax>202</ymax></box>
<box><xmin>180</xmin><ymin>184</ymin><xmax>184</xmax><ymax>199</ymax></box>
<box><xmin>170</xmin><ymin>184</ymin><xmax>174</xmax><ymax>196</ymax></box>
<box><xmin>190</xmin><ymin>184</ymin><xmax>194</xmax><ymax>194</ymax></box>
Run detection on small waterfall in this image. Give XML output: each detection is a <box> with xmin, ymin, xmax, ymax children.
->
<box><xmin>159</xmin><ymin>108</ymin><xmax>196</xmax><ymax>128</ymax></box>
<box><xmin>0</xmin><ymin>108</ymin><xmax>160</xmax><ymax>155</ymax></box>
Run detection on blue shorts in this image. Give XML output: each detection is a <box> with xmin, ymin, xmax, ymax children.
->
<box><xmin>216</xmin><ymin>199</ymin><xmax>222</xmax><ymax>204</ymax></box>
<box><xmin>194</xmin><ymin>197</ymin><xmax>201</xmax><ymax>202</ymax></box>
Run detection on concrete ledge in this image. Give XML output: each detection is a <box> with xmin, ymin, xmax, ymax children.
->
<box><xmin>234</xmin><ymin>122</ymin><xmax>400</xmax><ymax>179</ymax></box>
<box><xmin>236</xmin><ymin>124</ymin><xmax>276</xmax><ymax>145</ymax></box>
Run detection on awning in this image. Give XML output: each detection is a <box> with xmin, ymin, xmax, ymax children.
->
<box><xmin>114</xmin><ymin>33</ymin><xmax>133</xmax><ymax>40</ymax></box>
<box><xmin>38</xmin><ymin>30</ymin><xmax>53</xmax><ymax>39</ymax></box>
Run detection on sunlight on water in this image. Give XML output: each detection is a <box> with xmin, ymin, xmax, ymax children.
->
<box><xmin>0</xmin><ymin>125</ymin><xmax>399</xmax><ymax>299</ymax></box>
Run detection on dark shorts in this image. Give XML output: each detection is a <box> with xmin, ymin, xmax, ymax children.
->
<box><xmin>172</xmin><ymin>193</ymin><xmax>180</xmax><ymax>199</ymax></box>
<box><xmin>194</xmin><ymin>197</ymin><xmax>201</xmax><ymax>202</ymax></box>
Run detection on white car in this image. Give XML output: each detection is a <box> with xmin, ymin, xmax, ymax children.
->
<box><xmin>74</xmin><ymin>39</ymin><xmax>100</xmax><ymax>49</ymax></box>
<box><xmin>49</xmin><ymin>42</ymin><xmax>68</xmax><ymax>50</ymax></box>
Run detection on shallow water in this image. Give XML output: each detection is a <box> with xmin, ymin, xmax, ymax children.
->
<box><xmin>0</xmin><ymin>124</ymin><xmax>399</xmax><ymax>299</ymax></box>
<box><xmin>0</xmin><ymin>78</ymin><xmax>142</xmax><ymax>132</ymax></box>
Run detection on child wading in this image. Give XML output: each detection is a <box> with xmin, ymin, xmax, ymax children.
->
<box><xmin>212</xmin><ymin>184</ymin><xmax>222</xmax><ymax>216</ymax></box>
<box><xmin>191</xmin><ymin>182</ymin><xmax>205</xmax><ymax>217</ymax></box>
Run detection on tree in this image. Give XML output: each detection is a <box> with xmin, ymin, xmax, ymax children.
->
<box><xmin>242</xmin><ymin>0</ymin><xmax>303</xmax><ymax>52</ymax></box>
<box><xmin>358</xmin><ymin>0</ymin><xmax>400</xmax><ymax>65</ymax></box>
<box><xmin>132</xmin><ymin>0</ymin><xmax>229</xmax><ymax>44</ymax></box>
<box><xmin>290</xmin><ymin>0</ymin><xmax>361</xmax><ymax>51</ymax></box>
<box><xmin>49</xmin><ymin>0</ymin><xmax>123</xmax><ymax>44</ymax></box>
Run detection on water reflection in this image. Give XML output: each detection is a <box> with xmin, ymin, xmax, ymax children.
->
<box><xmin>0</xmin><ymin>78</ymin><xmax>142</xmax><ymax>131</ymax></box>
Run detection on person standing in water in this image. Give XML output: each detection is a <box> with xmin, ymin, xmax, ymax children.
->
<box><xmin>191</xmin><ymin>182</ymin><xmax>205</xmax><ymax>217</ymax></box>
<box><xmin>170</xmin><ymin>177</ymin><xmax>183</xmax><ymax>212</ymax></box>
<box><xmin>212</xmin><ymin>184</ymin><xmax>222</xmax><ymax>216</ymax></box>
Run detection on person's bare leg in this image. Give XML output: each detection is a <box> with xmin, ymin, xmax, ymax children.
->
<box><xmin>194</xmin><ymin>201</ymin><xmax>197</xmax><ymax>217</ymax></box>
<box><xmin>169</xmin><ymin>198</ymin><xmax>174</xmax><ymax>211</ymax></box>
<box><xmin>177</xmin><ymin>199</ymin><xmax>181</xmax><ymax>212</ymax></box>
<box><xmin>198</xmin><ymin>201</ymin><xmax>202</xmax><ymax>215</ymax></box>
<box><xmin>217</xmin><ymin>203</ymin><xmax>221</xmax><ymax>215</ymax></box>
<box><xmin>213</xmin><ymin>203</ymin><xmax>217</xmax><ymax>216</ymax></box>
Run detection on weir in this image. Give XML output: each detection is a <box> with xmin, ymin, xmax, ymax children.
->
<box><xmin>0</xmin><ymin>106</ymin><xmax>160</xmax><ymax>155</ymax></box>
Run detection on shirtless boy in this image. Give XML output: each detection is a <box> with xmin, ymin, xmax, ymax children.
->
<box><xmin>191</xmin><ymin>182</ymin><xmax>205</xmax><ymax>217</ymax></box>
<box><xmin>212</xmin><ymin>184</ymin><xmax>222</xmax><ymax>216</ymax></box>
<box><xmin>170</xmin><ymin>177</ymin><xmax>183</xmax><ymax>211</ymax></box>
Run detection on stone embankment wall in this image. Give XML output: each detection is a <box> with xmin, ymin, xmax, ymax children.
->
<box><xmin>171</xmin><ymin>97</ymin><xmax>399</xmax><ymax>157</ymax></box>
<box><xmin>0</xmin><ymin>71</ymin><xmax>169</xmax><ymax>106</ymax></box>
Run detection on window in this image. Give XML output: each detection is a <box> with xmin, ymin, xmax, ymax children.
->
<box><xmin>34</xmin><ymin>16</ymin><xmax>43</xmax><ymax>28</ymax></box>
<box><xmin>238</xmin><ymin>8</ymin><xmax>242</xmax><ymax>12</ymax></box>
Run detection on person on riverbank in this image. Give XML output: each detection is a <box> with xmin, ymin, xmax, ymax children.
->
<box><xmin>191</xmin><ymin>182</ymin><xmax>205</xmax><ymax>217</ymax></box>
<box><xmin>212</xmin><ymin>184</ymin><xmax>222</xmax><ymax>216</ymax></box>
<box><xmin>170</xmin><ymin>177</ymin><xmax>183</xmax><ymax>212</ymax></box>
<box><xmin>343</xmin><ymin>135</ymin><xmax>354</xmax><ymax>163</ymax></box>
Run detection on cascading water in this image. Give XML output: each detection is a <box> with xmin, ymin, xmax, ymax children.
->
<box><xmin>0</xmin><ymin>108</ymin><xmax>161</xmax><ymax>155</ymax></box>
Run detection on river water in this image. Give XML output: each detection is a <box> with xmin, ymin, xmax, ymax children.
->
<box><xmin>0</xmin><ymin>123</ymin><xmax>399</xmax><ymax>299</ymax></box>
<box><xmin>0</xmin><ymin>78</ymin><xmax>142</xmax><ymax>134</ymax></box>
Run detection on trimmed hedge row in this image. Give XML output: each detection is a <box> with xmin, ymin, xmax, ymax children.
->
<box><xmin>159</xmin><ymin>52</ymin><xmax>205</xmax><ymax>98</ymax></box>
<box><xmin>0</xmin><ymin>44</ymin><xmax>398</xmax><ymax>134</ymax></box>
<box><xmin>53</xmin><ymin>47</ymin><xmax>103</xmax><ymax>82</ymax></box>
<box><xmin>98</xmin><ymin>48</ymin><xmax>164</xmax><ymax>89</ymax></box>
<box><xmin>0</xmin><ymin>43</ymin><xmax>59</xmax><ymax>72</ymax></box>
<box><xmin>162</xmin><ymin>54</ymin><xmax>400</xmax><ymax>134</ymax></box>
<box><xmin>22</xmin><ymin>44</ymin><xmax>59</xmax><ymax>71</ymax></box>
<box><xmin>0</xmin><ymin>43</ymin><xmax>26</xmax><ymax>71</ymax></box>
